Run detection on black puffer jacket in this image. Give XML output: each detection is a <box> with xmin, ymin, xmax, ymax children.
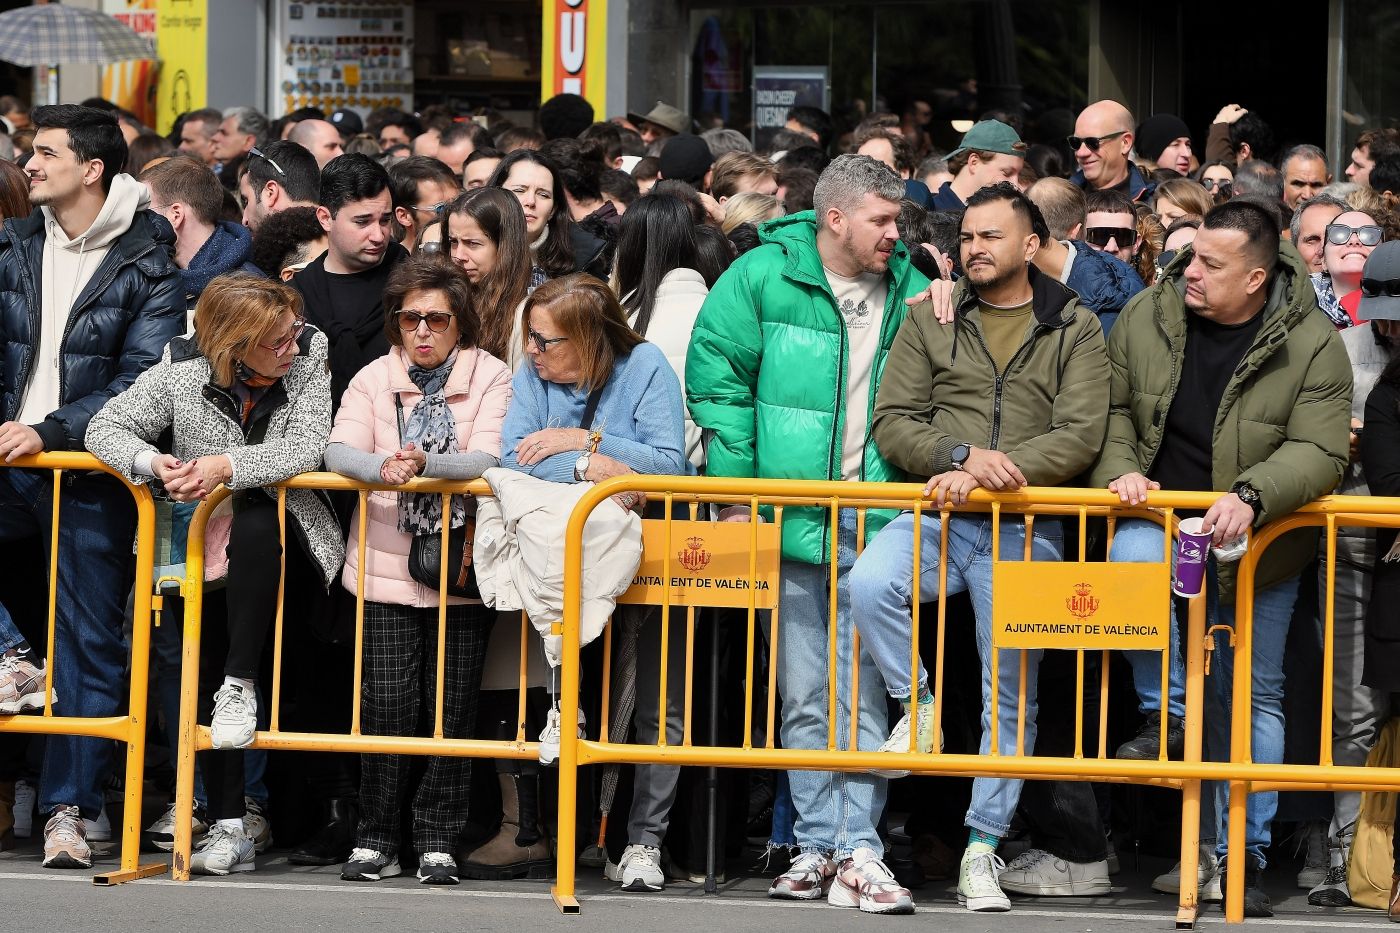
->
<box><xmin>0</xmin><ymin>207</ymin><xmax>184</xmax><ymax>451</ymax></box>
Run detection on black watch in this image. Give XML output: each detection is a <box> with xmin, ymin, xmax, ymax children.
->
<box><xmin>1231</xmin><ymin>482</ymin><xmax>1263</xmax><ymax>519</ymax></box>
<box><xmin>951</xmin><ymin>443</ymin><xmax>971</xmax><ymax>470</ymax></box>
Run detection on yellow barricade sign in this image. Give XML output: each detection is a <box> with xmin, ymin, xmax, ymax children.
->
<box><xmin>992</xmin><ymin>562</ymin><xmax>1170</xmax><ymax>650</ymax></box>
<box><xmin>618</xmin><ymin>519</ymin><xmax>780</xmax><ymax>610</ymax></box>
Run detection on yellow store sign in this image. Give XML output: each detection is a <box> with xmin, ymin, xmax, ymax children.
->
<box><xmin>992</xmin><ymin>562</ymin><xmax>1170</xmax><ymax>651</ymax></box>
<box><xmin>618</xmin><ymin>519</ymin><xmax>779</xmax><ymax>610</ymax></box>
<box><xmin>155</xmin><ymin>0</ymin><xmax>207</xmax><ymax>135</ymax></box>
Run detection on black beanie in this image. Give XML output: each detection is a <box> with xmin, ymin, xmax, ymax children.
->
<box><xmin>1136</xmin><ymin>113</ymin><xmax>1193</xmax><ymax>163</ymax></box>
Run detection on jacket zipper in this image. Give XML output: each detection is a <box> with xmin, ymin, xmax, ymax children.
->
<box><xmin>968</xmin><ymin>321</ymin><xmax>1046</xmax><ymax>450</ymax></box>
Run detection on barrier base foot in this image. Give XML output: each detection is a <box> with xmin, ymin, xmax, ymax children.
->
<box><xmin>1175</xmin><ymin>904</ymin><xmax>1198</xmax><ymax>930</ymax></box>
<box><xmin>93</xmin><ymin>862</ymin><xmax>167</xmax><ymax>885</ymax></box>
<box><xmin>551</xmin><ymin>887</ymin><xmax>580</xmax><ymax>914</ymax></box>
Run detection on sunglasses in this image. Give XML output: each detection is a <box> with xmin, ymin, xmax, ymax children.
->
<box><xmin>1066</xmin><ymin>130</ymin><xmax>1126</xmax><ymax>153</ymax></box>
<box><xmin>1363</xmin><ymin>278</ymin><xmax>1400</xmax><ymax>297</ymax></box>
<box><xmin>527</xmin><ymin>327</ymin><xmax>569</xmax><ymax>354</ymax></box>
<box><xmin>1085</xmin><ymin>226</ymin><xmax>1137</xmax><ymax>249</ymax></box>
<box><xmin>409</xmin><ymin>201</ymin><xmax>447</xmax><ymax>217</ymax></box>
<box><xmin>1327</xmin><ymin>223</ymin><xmax>1383</xmax><ymax>247</ymax></box>
<box><xmin>257</xmin><ymin>319</ymin><xmax>306</xmax><ymax>356</ymax></box>
<box><xmin>1201</xmin><ymin>177</ymin><xmax>1232</xmax><ymax>193</ymax></box>
<box><xmin>247</xmin><ymin>146</ymin><xmax>285</xmax><ymax>177</ymax></box>
<box><xmin>396</xmin><ymin>311</ymin><xmax>455</xmax><ymax>333</ymax></box>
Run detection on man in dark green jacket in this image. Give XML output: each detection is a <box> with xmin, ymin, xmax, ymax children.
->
<box><xmin>686</xmin><ymin>155</ymin><xmax>928</xmax><ymax>914</ymax></box>
<box><xmin>848</xmin><ymin>182</ymin><xmax>1109</xmax><ymax>913</ymax></box>
<box><xmin>1091</xmin><ymin>201</ymin><xmax>1351</xmax><ymax>917</ymax></box>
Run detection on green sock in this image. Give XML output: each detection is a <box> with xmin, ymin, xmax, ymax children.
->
<box><xmin>916</xmin><ymin>685</ymin><xmax>934</xmax><ymax>705</ymax></box>
<box><xmin>967</xmin><ymin>829</ymin><xmax>999</xmax><ymax>855</ymax></box>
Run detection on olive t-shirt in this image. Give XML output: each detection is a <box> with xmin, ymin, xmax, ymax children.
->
<box><xmin>979</xmin><ymin>299</ymin><xmax>1035</xmax><ymax>374</ymax></box>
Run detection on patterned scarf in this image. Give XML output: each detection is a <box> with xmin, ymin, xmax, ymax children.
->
<box><xmin>232</xmin><ymin>361</ymin><xmax>277</xmax><ymax>425</ymax></box>
<box><xmin>397</xmin><ymin>350</ymin><xmax>466</xmax><ymax>536</ymax></box>
<box><xmin>1311</xmin><ymin>272</ymin><xmax>1353</xmax><ymax>328</ymax></box>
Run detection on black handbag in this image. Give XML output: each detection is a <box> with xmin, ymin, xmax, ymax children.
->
<box><xmin>396</xmin><ymin>395</ymin><xmax>479</xmax><ymax>599</ymax></box>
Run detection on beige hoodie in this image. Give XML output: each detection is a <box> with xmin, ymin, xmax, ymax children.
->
<box><xmin>20</xmin><ymin>173</ymin><xmax>149</xmax><ymax>425</ymax></box>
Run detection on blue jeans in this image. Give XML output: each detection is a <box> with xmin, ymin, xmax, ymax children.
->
<box><xmin>768</xmin><ymin>509</ymin><xmax>887</xmax><ymax>858</ymax></box>
<box><xmin>848</xmin><ymin>511</ymin><xmax>1063</xmax><ymax>837</ymax></box>
<box><xmin>0</xmin><ymin>468</ymin><xmax>137</xmax><ymax>821</ymax></box>
<box><xmin>1202</xmin><ymin>567</ymin><xmax>1298</xmax><ymax>867</ymax></box>
<box><xmin>1108</xmin><ymin>518</ymin><xmax>1187</xmax><ymax>719</ymax></box>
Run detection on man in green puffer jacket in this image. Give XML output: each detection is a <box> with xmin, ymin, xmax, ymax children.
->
<box><xmin>686</xmin><ymin>155</ymin><xmax>928</xmax><ymax>914</ymax></box>
<box><xmin>1090</xmin><ymin>201</ymin><xmax>1351</xmax><ymax>917</ymax></box>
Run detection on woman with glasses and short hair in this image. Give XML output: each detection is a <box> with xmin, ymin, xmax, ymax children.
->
<box><xmin>85</xmin><ymin>273</ymin><xmax>341</xmax><ymax>876</ymax></box>
<box><xmin>322</xmin><ymin>254</ymin><xmax>512</xmax><ymax>885</ymax></box>
<box><xmin>1313</xmin><ymin>209</ymin><xmax>1390</xmax><ymax>328</ymax></box>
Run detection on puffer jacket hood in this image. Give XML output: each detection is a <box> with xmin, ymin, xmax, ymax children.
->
<box><xmin>1066</xmin><ymin>239</ymin><xmax>1146</xmax><ymax>315</ymax></box>
<box><xmin>40</xmin><ymin>173</ymin><xmax>149</xmax><ymax>254</ymax></box>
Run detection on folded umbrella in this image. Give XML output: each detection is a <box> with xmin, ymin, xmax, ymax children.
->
<box><xmin>0</xmin><ymin>4</ymin><xmax>154</xmax><ymax>67</ymax></box>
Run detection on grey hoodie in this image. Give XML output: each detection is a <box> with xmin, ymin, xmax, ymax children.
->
<box><xmin>20</xmin><ymin>173</ymin><xmax>149</xmax><ymax>424</ymax></box>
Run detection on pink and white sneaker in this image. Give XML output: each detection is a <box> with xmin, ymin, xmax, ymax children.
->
<box><xmin>768</xmin><ymin>851</ymin><xmax>835</xmax><ymax>900</ymax></box>
<box><xmin>828</xmin><ymin>846</ymin><xmax>915</xmax><ymax>914</ymax></box>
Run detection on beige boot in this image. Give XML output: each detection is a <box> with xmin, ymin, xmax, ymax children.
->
<box><xmin>459</xmin><ymin>772</ymin><xmax>552</xmax><ymax>880</ymax></box>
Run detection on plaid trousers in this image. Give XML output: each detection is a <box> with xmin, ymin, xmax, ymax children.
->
<box><xmin>356</xmin><ymin>600</ymin><xmax>493</xmax><ymax>856</ymax></box>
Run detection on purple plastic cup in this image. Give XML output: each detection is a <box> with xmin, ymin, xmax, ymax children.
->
<box><xmin>1173</xmin><ymin>516</ymin><xmax>1213</xmax><ymax>598</ymax></box>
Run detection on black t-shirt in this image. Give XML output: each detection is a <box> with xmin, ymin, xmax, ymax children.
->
<box><xmin>1148</xmin><ymin>310</ymin><xmax>1266</xmax><ymax>492</ymax></box>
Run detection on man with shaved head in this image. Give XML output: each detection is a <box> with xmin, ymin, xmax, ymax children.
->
<box><xmin>1069</xmin><ymin>100</ymin><xmax>1154</xmax><ymax>202</ymax></box>
<box><xmin>289</xmin><ymin>119</ymin><xmax>345</xmax><ymax>169</ymax></box>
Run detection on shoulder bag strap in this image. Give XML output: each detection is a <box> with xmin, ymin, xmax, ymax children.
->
<box><xmin>580</xmin><ymin>384</ymin><xmax>606</xmax><ymax>430</ymax></box>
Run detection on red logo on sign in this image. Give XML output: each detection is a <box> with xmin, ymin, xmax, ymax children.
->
<box><xmin>678</xmin><ymin>536</ymin><xmax>711</xmax><ymax>574</ymax></box>
<box><xmin>1065</xmin><ymin>582</ymin><xmax>1100</xmax><ymax>620</ymax></box>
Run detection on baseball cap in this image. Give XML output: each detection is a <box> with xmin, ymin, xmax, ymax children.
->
<box><xmin>1360</xmin><ymin>241</ymin><xmax>1400</xmax><ymax>321</ymax></box>
<box><xmin>328</xmin><ymin>108</ymin><xmax>363</xmax><ymax>137</ymax></box>
<box><xmin>658</xmin><ymin>134</ymin><xmax>713</xmax><ymax>185</ymax></box>
<box><xmin>626</xmin><ymin>101</ymin><xmax>689</xmax><ymax>137</ymax></box>
<box><xmin>947</xmin><ymin>120</ymin><xmax>1026</xmax><ymax>160</ymax></box>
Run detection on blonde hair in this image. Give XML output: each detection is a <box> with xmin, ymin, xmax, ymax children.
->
<box><xmin>722</xmin><ymin>191</ymin><xmax>781</xmax><ymax>235</ymax></box>
<box><xmin>194</xmin><ymin>273</ymin><xmax>303</xmax><ymax>385</ymax></box>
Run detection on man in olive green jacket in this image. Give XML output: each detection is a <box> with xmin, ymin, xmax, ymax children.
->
<box><xmin>1090</xmin><ymin>201</ymin><xmax>1351</xmax><ymax>917</ymax></box>
<box><xmin>849</xmin><ymin>183</ymin><xmax>1110</xmax><ymax>912</ymax></box>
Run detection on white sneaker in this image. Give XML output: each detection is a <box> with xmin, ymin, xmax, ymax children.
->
<box><xmin>243</xmin><ymin>797</ymin><xmax>272</xmax><ymax>853</ymax></box>
<box><xmin>537</xmin><ymin>704</ymin><xmax>585</xmax><ymax>766</ymax></box>
<box><xmin>12</xmin><ymin>779</ymin><xmax>34</xmax><ymax>838</ymax></box>
<box><xmin>617</xmin><ymin>843</ymin><xmax>664</xmax><ymax>892</ymax></box>
<box><xmin>998</xmin><ymin>847</ymin><xmax>1111</xmax><ymax>896</ymax></box>
<box><xmin>83</xmin><ymin>805</ymin><xmax>112</xmax><ymax>842</ymax></box>
<box><xmin>768</xmin><ymin>850</ymin><xmax>836</xmax><ymax>900</ymax></box>
<box><xmin>1151</xmin><ymin>843</ymin><xmax>1218</xmax><ymax>895</ymax></box>
<box><xmin>145</xmin><ymin>800</ymin><xmax>209</xmax><ymax>853</ymax></box>
<box><xmin>190</xmin><ymin>823</ymin><xmax>256</xmax><ymax>875</ymax></box>
<box><xmin>209</xmin><ymin>683</ymin><xmax>257</xmax><ymax>749</ymax></box>
<box><xmin>1297</xmin><ymin>821</ymin><xmax>1328</xmax><ymax>889</ymax></box>
<box><xmin>872</xmin><ymin>700</ymin><xmax>939</xmax><ymax>779</ymax></box>
<box><xmin>828</xmin><ymin>846</ymin><xmax>914</xmax><ymax>914</ymax></box>
<box><xmin>957</xmin><ymin>848</ymin><xmax>1010</xmax><ymax>912</ymax></box>
<box><xmin>1202</xmin><ymin>863</ymin><xmax>1223</xmax><ymax>903</ymax></box>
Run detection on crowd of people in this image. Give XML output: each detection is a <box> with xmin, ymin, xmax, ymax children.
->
<box><xmin>0</xmin><ymin>88</ymin><xmax>1396</xmax><ymax>920</ymax></box>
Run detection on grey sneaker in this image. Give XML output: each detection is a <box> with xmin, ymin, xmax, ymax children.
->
<box><xmin>1308</xmin><ymin>862</ymin><xmax>1351</xmax><ymax>906</ymax></box>
<box><xmin>210</xmin><ymin>683</ymin><xmax>257</xmax><ymax>749</ymax></box>
<box><xmin>84</xmin><ymin>805</ymin><xmax>111</xmax><ymax>842</ymax></box>
<box><xmin>42</xmin><ymin>805</ymin><xmax>91</xmax><ymax>869</ymax></box>
<box><xmin>341</xmin><ymin>847</ymin><xmax>401</xmax><ymax>882</ymax></box>
<box><xmin>145</xmin><ymin>800</ymin><xmax>209</xmax><ymax>853</ymax></box>
<box><xmin>998</xmin><ymin>847</ymin><xmax>1111</xmax><ymax>896</ymax></box>
<box><xmin>190</xmin><ymin>823</ymin><xmax>256</xmax><ymax>875</ymax></box>
<box><xmin>0</xmin><ymin>653</ymin><xmax>52</xmax><ymax>713</ymax></box>
<box><xmin>617</xmin><ymin>843</ymin><xmax>664</xmax><ymax>892</ymax></box>
<box><xmin>12</xmin><ymin>779</ymin><xmax>35</xmax><ymax>838</ymax></box>
<box><xmin>417</xmin><ymin>851</ymin><xmax>459</xmax><ymax>885</ymax></box>
<box><xmin>243</xmin><ymin>797</ymin><xmax>272</xmax><ymax>853</ymax></box>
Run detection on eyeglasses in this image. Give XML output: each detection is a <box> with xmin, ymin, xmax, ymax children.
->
<box><xmin>528</xmin><ymin>328</ymin><xmax>569</xmax><ymax>354</ymax></box>
<box><xmin>1363</xmin><ymin>277</ymin><xmax>1400</xmax><ymax>297</ymax></box>
<box><xmin>1066</xmin><ymin>130</ymin><xmax>1127</xmax><ymax>153</ymax></box>
<box><xmin>409</xmin><ymin>201</ymin><xmax>447</xmax><ymax>217</ymax></box>
<box><xmin>1084</xmin><ymin>226</ymin><xmax>1137</xmax><ymax>249</ymax></box>
<box><xmin>258</xmin><ymin>319</ymin><xmax>306</xmax><ymax>356</ymax></box>
<box><xmin>1326</xmin><ymin>223</ymin><xmax>1383</xmax><ymax>247</ymax></box>
<box><xmin>247</xmin><ymin>146</ymin><xmax>285</xmax><ymax>177</ymax></box>
<box><xmin>396</xmin><ymin>311</ymin><xmax>455</xmax><ymax>333</ymax></box>
<box><xmin>1201</xmin><ymin>177</ymin><xmax>1233</xmax><ymax>193</ymax></box>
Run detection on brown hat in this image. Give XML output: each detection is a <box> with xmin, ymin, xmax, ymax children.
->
<box><xmin>627</xmin><ymin>100</ymin><xmax>689</xmax><ymax>136</ymax></box>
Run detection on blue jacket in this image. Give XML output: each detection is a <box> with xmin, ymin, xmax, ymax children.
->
<box><xmin>0</xmin><ymin>207</ymin><xmax>184</xmax><ymax>451</ymax></box>
<box><xmin>1064</xmin><ymin>240</ymin><xmax>1146</xmax><ymax>336</ymax></box>
<box><xmin>929</xmin><ymin>181</ymin><xmax>966</xmax><ymax>212</ymax></box>
<box><xmin>1069</xmin><ymin>161</ymin><xmax>1156</xmax><ymax>203</ymax></box>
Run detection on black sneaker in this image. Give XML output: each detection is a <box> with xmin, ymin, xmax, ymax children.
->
<box><xmin>417</xmin><ymin>852</ymin><xmax>460</xmax><ymax>885</ymax></box>
<box><xmin>341</xmin><ymin>847</ymin><xmax>401</xmax><ymax>882</ymax></box>
<box><xmin>1219</xmin><ymin>855</ymin><xmax>1272</xmax><ymax>918</ymax></box>
<box><xmin>1115</xmin><ymin>713</ymin><xmax>1185</xmax><ymax>760</ymax></box>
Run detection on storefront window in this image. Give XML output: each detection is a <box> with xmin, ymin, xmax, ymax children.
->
<box><xmin>1341</xmin><ymin>0</ymin><xmax>1400</xmax><ymax>141</ymax></box>
<box><xmin>413</xmin><ymin>0</ymin><xmax>542</xmax><ymax>119</ymax></box>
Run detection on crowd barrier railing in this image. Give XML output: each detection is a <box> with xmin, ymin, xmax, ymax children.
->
<box><xmin>0</xmin><ymin>452</ymin><xmax>162</xmax><ymax>885</ymax></box>
<box><xmin>169</xmin><ymin>472</ymin><xmax>546</xmax><ymax>884</ymax></box>
<box><xmin>551</xmin><ymin>475</ymin><xmax>1225</xmax><ymax>923</ymax></box>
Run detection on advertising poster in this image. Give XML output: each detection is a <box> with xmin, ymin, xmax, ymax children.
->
<box><xmin>100</xmin><ymin>0</ymin><xmax>159</xmax><ymax>128</ymax></box>
<box><xmin>155</xmin><ymin>0</ymin><xmax>208</xmax><ymax>135</ymax></box>
<box><xmin>541</xmin><ymin>0</ymin><xmax>607</xmax><ymax>115</ymax></box>
<box><xmin>752</xmin><ymin>66</ymin><xmax>828</xmax><ymax>151</ymax></box>
<box><xmin>273</xmin><ymin>1</ymin><xmax>414</xmax><ymax>124</ymax></box>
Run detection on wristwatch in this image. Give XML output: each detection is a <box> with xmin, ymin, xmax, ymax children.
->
<box><xmin>951</xmin><ymin>443</ymin><xmax>971</xmax><ymax>470</ymax></box>
<box><xmin>1231</xmin><ymin>482</ymin><xmax>1263</xmax><ymax>519</ymax></box>
<box><xmin>574</xmin><ymin>451</ymin><xmax>591</xmax><ymax>482</ymax></box>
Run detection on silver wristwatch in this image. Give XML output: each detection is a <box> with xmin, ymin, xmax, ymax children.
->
<box><xmin>574</xmin><ymin>451</ymin><xmax>591</xmax><ymax>481</ymax></box>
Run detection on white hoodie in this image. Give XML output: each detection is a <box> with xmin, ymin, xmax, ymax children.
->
<box><xmin>19</xmin><ymin>173</ymin><xmax>149</xmax><ymax>425</ymax></box>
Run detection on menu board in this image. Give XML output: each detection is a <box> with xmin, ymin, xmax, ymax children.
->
<box><xmin>275</xmin><ymin>1</ymin><xmax>414</xmax><ymax>121</ymax></box>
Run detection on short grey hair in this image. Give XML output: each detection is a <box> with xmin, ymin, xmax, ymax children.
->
<box><xmin>1279</xmin><ymin>143</ymin><xmax>1328</xmax><ymax>171</ymax></box>
<box><xmin>1288</xmin><ymin>192</ymin><xmax>1348</xmax><ymax>242</ymax></box>
<box><xmin>223</xmin><ymin>106</ymin><xmax>269</xmax><ymax>145</ymax></box>
<box><xmin>813</xmin><ymin>154</ymin><xmax>904</xmax><ymax>226</ymax></box>
<box><xmin>0</xmin><ymin>134</ymin><xmax>13</xmax><ymax>162</ymax></box>
<box><xmin>701</xmin><ymin>127</ymin><xmax>753</xmax><ymax>158</ymax></box>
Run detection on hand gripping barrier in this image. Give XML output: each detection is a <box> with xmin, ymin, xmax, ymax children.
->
<box><xmin>0</xmin><ymin>452</ymin><xmax>163</xmax><ymax>885</ymax></box>
<box><xmin>169</xmin><ymin>472</ymin><xmax>542</xmax><ymax>882</ymax></box>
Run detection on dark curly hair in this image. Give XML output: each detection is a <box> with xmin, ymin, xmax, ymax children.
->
<box><xmin>249</xmin><ymin>206</ymin><xmax>326</xmax><ymax>276</ymax></box>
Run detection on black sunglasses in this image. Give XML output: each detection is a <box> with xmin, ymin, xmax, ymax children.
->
<box><xmin>1066</xmin><ymin>130</ymin><xmax>1126</xmax><ymax>153</ymax></box>
<box><xmin>1363</xmin><ymin>278</ymin><xmax>1400</xmax><ymax>297</ymax></box>
<box><xmin>527</xmin><ymin>328</ymin><xmax>568</xmax><ymax>354</ymax></box>
<box><xmin>1085</xmin><ymin>226</ymin><xmax>1137</xmax><ymax>249</ymax></box>
<box><xmin>247</xmin><ymin>146</ymin><xmax>285</xmax><ymax>177</ymax></box>
<box><xmin>1327</xmin><ymin>223</ymin><xmax>1383</xmax><ymax>247</ymax></box>
<box><xmin>395</xmin><ymin>311</ymin><xmax>455</xmax><ymax>333</ymax></box>
<box><xmin>1201</xmin><ymin>177</ymin><xmax>1232</xmax><ymax>193</ymax></box>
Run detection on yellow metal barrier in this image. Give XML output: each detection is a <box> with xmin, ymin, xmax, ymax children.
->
<box><xmin>552</xmin><ymin>475</ymin><xmax>1226</xmax><ymax>923</ymax></box>
<box><xmin>0</xmin><ymin>452</ymin><xmax>163</xmax><ymax>885</ymax></box>
<box><xmin>170</xmin><ymin>472</ymin><xmax>545</xmax><ymax>884</ymax></box>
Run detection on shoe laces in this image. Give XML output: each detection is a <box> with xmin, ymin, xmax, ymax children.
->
<box><xmin>1322</xmin><ymin>864</ymin><xmax>1347</xmax><ymax>885</ymax></box>
<box><xmin>420</xmin><ymin>852</ymin><xmax>454</xmax><ymax>868</ymax></box>
<box><xmin>786</xmin><ymin>851</ymin><xmax>828</xmax><ymax>878</ymax></box>
<box><xmin>1006</xmin><ymin>847</ymin><xmax>1052</xmax><ymax>871</ymax></box>
<box><xmin>349</xmin><ymin>847</ymin><xmax>387</xmax><ymax>864</ymax></box>
<box><xmin>203</xmin><ymin>822</ymin><xmax>245</xmax><ymax>851</ymax></box>
<box><xmin>851</xmin><ymin>850</ymin><xmax>900</xmax><ymax>889</ymax></box>
<box><xmin>45</xmin><ymin>805</ymin><xmax>83</xmax><ymax>843</ymax></box>
<box><xmin>627</xmin><ymin>845</ymin><xmax>660</xmax><ymax>870</ymax></box>
<box><xmin>213</xmin><ymin>683</ymin><xmax>252</xmax><ymax>718</ymax></box>
<box><xmin>966</xmin><ymin>852</ymin><xmax>1007</xmax><ymax>890</ymax></box>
